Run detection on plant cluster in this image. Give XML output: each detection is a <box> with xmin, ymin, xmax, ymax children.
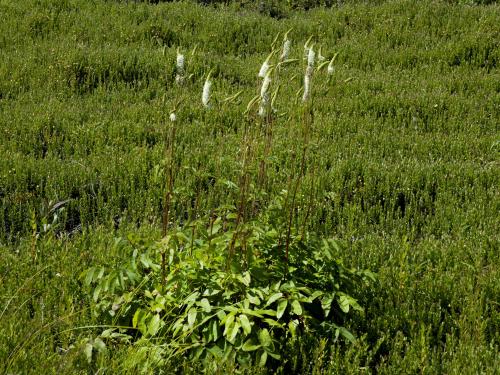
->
<box><xmin>83</xmin><ymin>207</ymin><xmax>375</xmax><ymax>369</ymax></box>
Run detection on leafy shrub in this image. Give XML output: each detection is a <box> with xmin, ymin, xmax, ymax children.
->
<box><xmin>82</xmin><ymin>201</ymin><xmax>375</xmax><ymax>369</ymax></box>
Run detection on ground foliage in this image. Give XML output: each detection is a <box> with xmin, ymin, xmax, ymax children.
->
<box><xmin>1</xmin><ymin>0</ymin><xmax>499</xmax><ymax>373</ymax></box>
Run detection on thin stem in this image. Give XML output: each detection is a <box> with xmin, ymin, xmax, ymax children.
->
<box><xmin>162</xmin><ymin>122</ymin><xmax>177</xmax><ymax>287</ymax></box>
<box><xmin>285</xmin><ymin>104</ymin><xmax>312</xmax><ymax>263</ymax></box>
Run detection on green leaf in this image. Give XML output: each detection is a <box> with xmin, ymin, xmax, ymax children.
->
<box><xmin>258</xmin><ymin>350</ymin><xmax>268</xmax><ymax>367</ymax></box>
<box><xmin>277</xmin><ymin>299</ymin><xmax>287</xmax><ymax>319</ymax></box>
<box><xmin>92</xmin><ymin>285</ymin><xmax>101</xmax><ymax>302</ymax></box>
<box><xmin>267</xmin><ymin>351</ymin><xmax>281</xmax><ymax>360</ymax></box>
<box><xmin>338</xmin><ymin>295</ymin><xmax>350</xmax><ymax>313</ymax></box>
<box><xmin>148</xmin><ymin>314</ymin><xmax>161</xmax><ymax>336</ymax></box>
<box><xmin>198</xmin><ymin>298</ymin><xmax>212</xmax><ymax>313</ymax></box>
<box><xmin>207</xmin><ymin>344</ymin><xmax>224</xmax><ymax>359</ymax></box>
<box><xmin>337</xmin><ymin>327</ymin><xmax>356</xmax><ymax>343</ymax></box>
<box><xmin>132</xmin><ymin>309</ymin><xmax>142</xmax><ymax>328</ymax></box>
<box><xmin>187</xmin><ymin>308</ymin><xmax>197</xmax><ymax>328</ymax></box>
<box><xmin>216</xmin><ymin>310</ymin><xmax>226</xmax><ymax>321</ymax></box>
<box><xmin>246</xmin><ymin>294</ymin><xmax>261</xmax><ymax>305</ymax></box>
<box><xmin>239</xmin><ymin>314</ymin><xmax>251</xmax><ymax>335</ymax></box>
<box><xmin>263</xmin><ymin>318</ymin><xmax>282</xmax><ymax>328</ymax></box>
<box><xmin>238</xmin><ymin>272</ymin><xmax>251</xmax><ymax>286</ymax></box>
<box><xmin>242</xmin><ymin>338</ymin><xmax>261</xmax><ymax>352</ymax></box>
<box><xmin>309</xmin><ymin>290</ymin><xmax>323</xmax><ymax>301</ymax></box>
<box><xmin>265</xmin><ymin>292</ymin><xmax>283</xmax><ymax>307</ymax></box>
<box><xmin>223</xmin><ymin>314</ymin><xmax>235</xmax><ymax>336</ymax></box>
<box><xmin>291</xmin><ymin>300</ymin><xmax>303</xmax><ymax>316</ymax></box>
<box><xmin>321</xmin><ymin>295</ymin><xmax>333</xmax><ymax>317</ymax></box>
<box><xmin>84</xmin><ymin>342</ymin><xmax>93</xmax><ymax>364</ymax></box>
<box><xmin>211</xmin><ymin>320</ymin><xmax>219</xmax><ymax>342</ymax></box>
<box><xmin>288</xmin><ymin>320</ymin><xmax>298</xmax><ymax>338</ymax></box>
<box><xmin>84</xmin><ymin>268</ymin><xmax>95</xmax><ymax>286</ymax></box>
<box><xmin>258</xmin><ymin>328</ymin><xmax>272</xmax><ymax>347</ymax></box>
<box><xmin>228</xmin><ymin>322</ymin><xmax>241</xmax><ymax>344</ymax></box>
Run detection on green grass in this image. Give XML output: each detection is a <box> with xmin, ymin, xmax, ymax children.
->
<box><xmin>1</xmin><ymin>0</ymin><xmax>499</xmax><ymax>373</ymax></box>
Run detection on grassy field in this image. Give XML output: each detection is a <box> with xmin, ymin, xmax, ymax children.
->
<box><xmin>1</xmin><ymin>0</ymin><xmax>499</xmax><ymax>373</ymax></box>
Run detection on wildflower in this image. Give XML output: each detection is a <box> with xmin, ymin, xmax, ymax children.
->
<box><xmin>302</xmin><ymin>69</ymin><xmax>311</xmax><ymax>102</ymax></box>
<box><xmin>176</xmin><ymin>52</ymin><xmax>184</xmax><ymax>74</ymax></box>
<box><xmin>170</xmin><ymin>112</ymin><xmax>176</xmax><ymax>122</ymax></box>
<box><xmin>175</xmin><ymin>50</ymin><xmax>185</xmax><ymax>85</ymax></box>
<box><xmin>307</xmin><ymin>47</ymin><xmax>315</xmax><ymax>68</ymax></box>
<box><xmin>280</xmin><ymin>39</ymin><xmax>291</xmax><ymax>61</ymax></box>
<box><xmin>327</xmin><ymin>57</ymin><xmax>335</xmax><ymax>75</ymax></box>
<box><xmin>202</xmin><ymin>74</ymin><xmax>212</xmax><ymax>107</ymax></box>
<box><xmin>259</xmin><ymin>72</ymin><xmax>272</xmax><ymax>117</ymax></box>
<box><xmin>261</xmin><ymin>73</ymin><xmax>271</xmax><ymax>99</ymax></box>
<box><xmin>258</xmin><ymin>56</ymin><xmax>270</xmax><ymax>78</ymax></box>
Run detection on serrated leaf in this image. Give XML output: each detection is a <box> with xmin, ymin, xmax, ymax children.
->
<box><xmin>266</xmin><ymin>292</ymin><xmax>283</xmax><ymax>307</ymax></box>
<box><xmin>84</xmin><ymin>268</ymin><xmax>95</xmax><ymax>286</ymax></box>
<box><xmin>207</xmin><ymin>344</ymin><xmax>224</xmax><ymax>359</ymax></box>
<box><xmin>242</xmin><ymin>338</ymin><xmax>261</xmax><ymax>352</ymax></box>
<box><xmin>198</xmin><ymin>298</ymin><xmax>211</xmax><ymax>313</ymax></box>
<box><xmin>288</xmin><ymin>319</ymin><xmax>298</xmax><ymax>338</ymax></box>
<box><xmin>247</xmin><ymin>294</ymin><xmax>261</xmax><ymax>305</ymax></box>
<box><xmin>309</xmin><ymin>290</ymin><xmax>323</xmax><ymax>301</ymax></box>
<box><xmin>97</xmin><ymin>267</ymin><xmax>105</xmax><ymax>280</ymax></box>
<box><xmin>228</xmin><ymin>322</ymin><xmax>240</xmax><ymax>344</ymax></box>
<box><xmin>263</xmin><ymin>318</ymin><xmax>282</xmax><ymax>328</ymax></box>
<box><xmin>321</xmin><ymin>295</ymin><xmax>333</xmax><ymax>317</ymax></box>
<box><xmin>337</xmin><ymin>327</ymin><xmax>356</xmax><ymax>343</ymax></box>
<box><xmin>291</xmin><ymin>300</ymin><xmax>303</xmax><ymax>316</ymax></box>
<box><xmin>187</xmin><ymin>308</ymin><xmax>197</xmax><ymax>328</ymax></box>
<box><xmin>92</xmin><ymin>285</ymin><xmax>101</xmax><ymax>302</ymax></box>
<box><xmin>238</xmin><ymin>272</ymin><xmax>251</xmax><ymax>286</ymax></box>
<box><xmin>216</xmin><ymin>310</ymin><xmax>226</xmax><ymax>321</ymax></box>
<box><xmin>239</xmin><ymin>314</ymin><xmax>251</xmax><ymax>335</ymax></box>
<box><xmin>258</xmin><ymin>351</ymin><xmax>268</xmax><ymax>367</ymax></box>
<box><xmin>338</xmin><ymin>295</ymin><xmax>350</xmax><ymax>313</ymax></box>
<box><xmin>211</xmin><ymin>320</ymin><xmax>219</xmax><ymax>341</ymax></box>
<box><xmin>148</xmin><ymin>314</ymin><xmax>161</xmax><ymax>336</ymax></box>
<box><xmin>132</xmin><ymin>309</ymin><xmax>142</xmax><ymax>328</ymax></box>
<box><xmin>223</xmin><ymin>314</ymin><xmax>235</xmax><ymax>336</ymax></box>
<box><xmin>267</xmin><ymin>351</ymin><xmax>281</xmax><ymax>360</ymax></box>
<box><xmin>277</xmin><ymin>299</ymin><xmax>287</xmax><ymax>319</ymax></box>
<box><xmin>258</xmin><ymin>328</ymin><xmax>272</xmax><ymax>347</ymax></box>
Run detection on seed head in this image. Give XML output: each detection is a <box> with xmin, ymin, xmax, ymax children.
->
<box><xmin>169</xmin><ymin>113</ymin><xmax>176</xmax><ymax>122</ymax></box>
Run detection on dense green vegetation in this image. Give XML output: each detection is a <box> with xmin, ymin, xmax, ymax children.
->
<box><xmin>1</xmin><ymin>0</ymin><xmax>499</xmax><ymax>373</ymax></box>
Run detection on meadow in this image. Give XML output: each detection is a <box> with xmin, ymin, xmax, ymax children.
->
<box><xmin>1</xmin><ymin>0</ymin><xmax>499</xmax><ymax>373</ymax></box>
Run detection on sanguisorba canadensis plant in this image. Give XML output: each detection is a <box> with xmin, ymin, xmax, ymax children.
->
<box><xmin>81</xmin><ymin>36</ymin><xmax>375</xmax><ymax>370</ymax></box>
<box><xmin>82</xmin><ymin>203</ymin><xmax>375</xmax><ymax>369</ymax></box>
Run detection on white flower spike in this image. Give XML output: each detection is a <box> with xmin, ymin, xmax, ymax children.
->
<box><xmin>202</xmin><ymin>73</ymin><xmax>212</xmax><ymax>108</ymax></box>
<box><xmin>307</xmin><ymin>46</ymin><xmax>315</xmax><ymax>68</ymax></box>
<box><xmin>258</xmin><ymin>51</ymin><xmax>274</xmax><ymax>78</ymax></box>
<box><xmin>280</xmin><ymin>39</ymin><xmax>291</xmax><ymax>61</ymax></box>
<box><xmin>175</xmin><ymin>49</ymin><xmax>185</xmax><ymax>85</ymax></box>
